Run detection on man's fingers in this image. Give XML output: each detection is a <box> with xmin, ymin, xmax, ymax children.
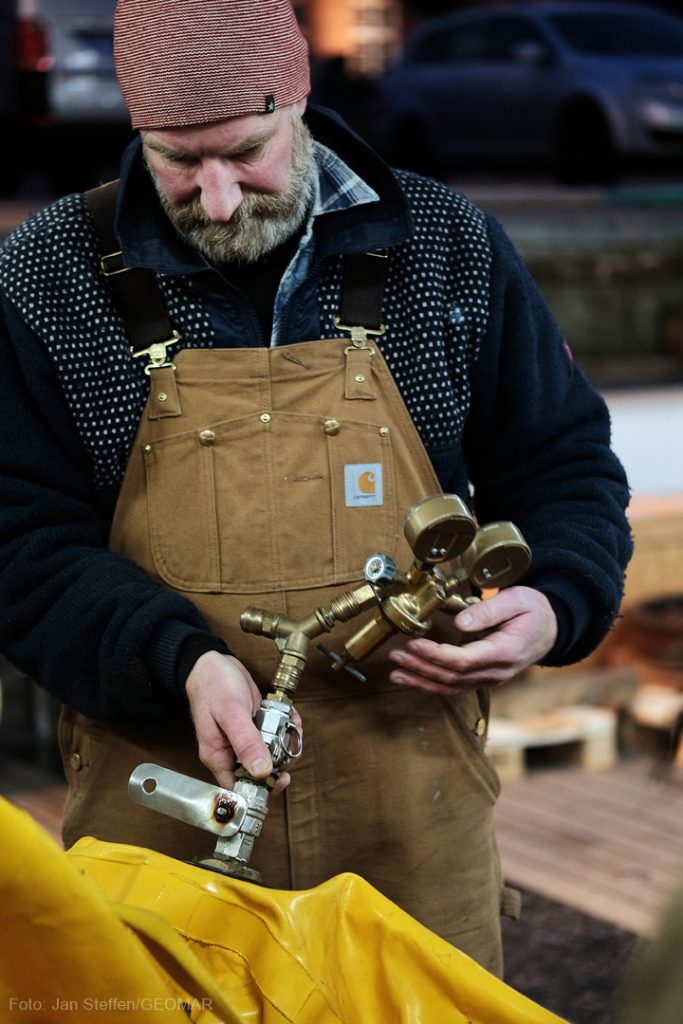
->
<box><xmin>387</xmin><ymin>588</ymin><xmax>559</xmax><ymax>695</ymax></box>
<box><xmin>211</xmin><ymin>764</ymin><xmax>237</xmax><ymax>792</ymax></box>
<box><xmin>390</xmin><ymin>671</ymin><xmax>472</xmax><ymax>696</ymax></box>
<box><xmin>193</xmin><ymin>717</ymin><xmax>235</xmax><ymax>789</ymax></box>
<box><xmin>186</xmin><ymin>653</ymin><xmax>303</xmax><ymax>790</ymax></box>
<box><xmin>270</xmin><ymin>771</ymin><xmax>291</xmax><ymax>797</ymax></box>
<box><xmin>395</xmin><ymin>633</ymin><xmax>510</xmax><ymax>673</ymax></box>
<box><xmin>224</xmin><ymin>716</ymin><xmax>273</xmax><ymax>778</ymax></box>
<box><xmin>193</xmin><ymin>702</ymin><xmax>272</xmax><ymax>782</ymax></box>
<box><xmin>454</xmin><ymin>589</ymin><xmax>526</xmax><ymax>633</ymax></box>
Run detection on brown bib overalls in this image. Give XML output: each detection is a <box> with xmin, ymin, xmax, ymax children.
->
<box><xmin>59</xmin><ymin>333</ymin><xmax>511</xmax><ymax>974</ymax></box>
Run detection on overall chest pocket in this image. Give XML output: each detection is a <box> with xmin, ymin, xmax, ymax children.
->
<box><xmin>143</xmin><ymin>411</ymin><xmax>398</xmax><ymax>594</ymax></box>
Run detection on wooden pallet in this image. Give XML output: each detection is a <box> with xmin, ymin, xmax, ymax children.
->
<box><xmin>487</xmin><ymin>705</ymin><xmax>618</xmax><ymax>782</ymax></box>
<box><xmin>628</xmin><ymin>684</ymin><xmax>683</xmax><ymax>766</ymax></box>
<box><xmin>632</xmin><ymin>684</ymin><xmax>683</xmax><ymax>728</ymax></box>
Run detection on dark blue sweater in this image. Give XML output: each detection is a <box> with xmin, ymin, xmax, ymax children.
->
<box><xmin>0</xmin><ymin>108</ymin><xmax>632</xmax><ymax>720</ymax></box>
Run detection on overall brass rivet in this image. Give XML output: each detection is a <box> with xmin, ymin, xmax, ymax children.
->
<box><xmin>260</xmin><ymin>412</ymin><xmax>272</xmax><ymax>424</ymax></box>
<box><xmin>379</xmin><ymin>426</ymin><xmax>390</xmax><ymax>437</ymax></box>
<box><xmin>157</xmin><ymin>392</ymin><xmax>168</xmax><ymax>403</ymax></box>
<box><xmin>143</xmin><ymin>443</ymin><xmax>152</xmax><ymax>454</ymax></box>
<box><xmin>323</xmin><ymin>419</ymin><xmax>341</xmax><ymax>436</ymax></box>
<box><xmin>354</xmin><ymin>374</ymin><xmax>366</xmax><ymax>383</ymax></box>
<box><xmin>199</xmin><ymin>429</ymin><xmax>216</xmax><ymax>446</ymax></box>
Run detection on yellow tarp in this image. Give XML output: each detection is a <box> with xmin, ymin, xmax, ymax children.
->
<box><xmin>0</xmin><ymin>798</ymin><xmax>566</xmax><ymax>1023</ymax></box>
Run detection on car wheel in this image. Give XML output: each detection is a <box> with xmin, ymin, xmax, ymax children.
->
<box><xmin>554</xmin><ymin>101</ymin><xmax>617</xmax><ymax>185</ymax></box>
<box><xmin>389</xmin><ymin>115</ymin><xmax>441</xmax><ymax>176</ymax></box>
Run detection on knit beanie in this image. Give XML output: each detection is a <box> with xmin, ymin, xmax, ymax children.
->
<box><xmin>114</xmin><ymin>0</ymin><xmax>311</xmax><ymax>130</ymax></box>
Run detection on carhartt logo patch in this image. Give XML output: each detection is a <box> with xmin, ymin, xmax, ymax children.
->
<box><xmin>344</xmin><ymin>464</ymin><xmax>383</xmax><ymax>507</ymax></box>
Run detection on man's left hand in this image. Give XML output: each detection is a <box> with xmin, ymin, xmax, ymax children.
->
<box><xmin>387</xmin><ymin>586</ymin><xmax>558</xmax><ymax>694</ymax></box>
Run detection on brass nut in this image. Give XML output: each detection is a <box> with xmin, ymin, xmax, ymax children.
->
<box><xmin>379</xmin><ymin>426</ymin><xmax>390</xmax><ymax>437</ymax></box>
<box><xmin>157</xmin><ymin>392</ymin><xmax>168</xmax><ymax>403</ymax></box>
<box><xmin>69</xmin><ymin>752</ymin><xmax>82</xmax><ymax>771</ymax></box>
<box><xmin>323</xmin><ymin>419</ymin><xmax>341</xmax><ymax>436</ymax></box>
<box><xmin>199</xmin><ymin>429</ymin><xmax>216</xmax><ymax>446</ymax></box>
<box><xmin>260</xmin><ymin>413</ymin><xmax>272</xmax><ymax>424</ymax></box>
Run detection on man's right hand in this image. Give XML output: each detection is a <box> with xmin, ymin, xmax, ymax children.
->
<box><xmin>185</xmin><ymin>650</ymin><xmax>295</xmax><ymax>795</ymax></box>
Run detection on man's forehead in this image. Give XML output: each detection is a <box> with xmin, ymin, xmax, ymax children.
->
<box><xmin>142</xmin><ymin>110</ymin><xmax>284</xmax><ymax>157</ymax></box>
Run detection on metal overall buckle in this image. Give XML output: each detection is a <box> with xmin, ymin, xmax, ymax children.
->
<box><xmin>99</xmin><ymin>250</ymin><xmax>129</xmax><ymax>277</ymax></box>
<box><xmin>333</xmin><ymin>318</ymin><xmax>386</xmax><ymax>353</ymax></box>
<box><xmin>129</xmin><ymin>331</ymin><xmax>183</xmax><ymax>375</ymax></box>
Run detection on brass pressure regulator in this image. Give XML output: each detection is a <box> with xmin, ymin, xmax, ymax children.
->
<box><xmin>128</xmin><ymin>494</ymin><xmax>530</xmax><ymax>881</ymax></box>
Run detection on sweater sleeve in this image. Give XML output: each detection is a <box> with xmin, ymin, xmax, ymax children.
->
<box><xmin>0</xmin><ymin>295</ymin><xmax>226</xmax><ymax>720</ymax></box>
<box><xmin>462</xmin><ymin>217</ymin><xmax>633</xmax><ymax>664</ymax></box>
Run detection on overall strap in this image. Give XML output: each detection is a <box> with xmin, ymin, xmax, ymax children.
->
<box><xmin>336</xmin><ymin>249</ymin><xmax>389</xmax><ymax>340</ymax></box>
<box><xmin>335</xmin><ymin>250</ymin><xmax>389</xmax><ymax>401</ymax></box>
<box><xmin>85</xmin><ymin>180</ymin><xmax>180</xmax><ymax>368</ymax></box>
<box><xmin>86</xmin><ymin>179</ymin><xmax>389</xmax><ymax>351</ymax></box>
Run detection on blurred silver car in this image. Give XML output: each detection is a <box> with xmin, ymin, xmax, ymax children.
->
<box><xmin>376</xmin><ymin>1</ymin><xmax>683</xmax><ymax>181</ymax></box>
<box><xmin>12</xmin><ymin>0</ymin><xmax>130</xmax><ymax>191</ymax></box>
<box><xmin>15</xmin><ymin>0</ymin><xmax>125</xmax><ymax>124</ymax></box>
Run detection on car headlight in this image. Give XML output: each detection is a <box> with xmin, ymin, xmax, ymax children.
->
<box><xmin>634</xmin><ymin>74</ymin><xmax>683</xmax><ymax>127</ymax></box>
<box><xmin>638</xmin><ymin>97</ymin><xmax>683</xmax><ymax>129</ymax></box>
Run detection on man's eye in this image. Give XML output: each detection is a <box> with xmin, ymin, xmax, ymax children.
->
<box><xmin>166</xmin><ymin>154</ymin><xmax>195</xmax><ymax>167</ymax></box>
<box><xmin>238</xmin><ymin>146</ymin><xmax>262</xmax><ymax>162</ymax></box>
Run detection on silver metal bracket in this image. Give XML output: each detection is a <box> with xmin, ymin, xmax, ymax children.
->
<box><xmin>128</xmin><ymin>763</ymin><xmax>249</xmax><ymax>837</ymax></box>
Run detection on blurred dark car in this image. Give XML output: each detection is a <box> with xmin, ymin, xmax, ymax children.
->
<box><xmin>6</xmin><ymin>0</ymin><xmax>131</xmax><ymax>193</ymax></box>
<box><xmin>0</xmin><ymin>2</ymin><xmax>13</xmax><ymax>111</ymax></box>
<box><xmin>375</xmin><ymin>1</ymin><xmax>683</xmax><ymax>181</ymax></box>
<box><xmin>0</xmin><ymin>0</ymin><xmax>18</xmax><ymax>191</ymax></box>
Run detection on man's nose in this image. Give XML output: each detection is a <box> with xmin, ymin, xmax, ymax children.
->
<box><xmin>197</xmin><ymin>159</ymin><xmax>243</xmax><ymax>222</ymax></box>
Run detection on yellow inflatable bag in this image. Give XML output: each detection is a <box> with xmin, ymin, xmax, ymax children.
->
<box><xmin>0</xmin><ymin>798</ymin><xmax>191</xmax><ymax>1023</ymax></box>
<box><xmin>0</xmin><ymin>798</ymin><xmax>566</xmax><ymax>1023</ymax></box>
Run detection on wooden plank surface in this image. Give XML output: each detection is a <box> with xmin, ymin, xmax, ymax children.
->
<box><xmin>495</xmin><ymin>757</ymin><xmax>683</xmax><ymax>935</ymax></box>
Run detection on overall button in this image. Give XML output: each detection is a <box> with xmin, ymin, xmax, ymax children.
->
<box><xmin>156</xmin><ymin>392</ymin><xmax>168</xmax><ymax>403</ymax></box>
<box><xmin>199</xmin><ymin>429</ymin><xmax>216</xmax><ymax>446</ymax></box>
<box><xmin>260</xmin><ymin>413</ymin><xmax>272</xmax><ymax>424</ymax></box>
<box><xmin>379</xmin><ymin>426</ymin><xmax>390</xmax><ymax>437</ymax></box>
<box><xmin>323</xmin><ymin>419</ymin><xmax>341</xmax><ymax>436</ymax></box>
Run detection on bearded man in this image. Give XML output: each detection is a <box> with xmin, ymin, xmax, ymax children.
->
<box><xmin>0</xmin><ymin>0</ymin><xmax>631</xmax><ymax>976</ymax></box>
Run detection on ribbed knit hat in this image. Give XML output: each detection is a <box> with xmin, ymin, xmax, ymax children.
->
<box><xmin>114</xmin><ymin>0</ymin><xmax>311</xmax><ymax>130</ymax></box>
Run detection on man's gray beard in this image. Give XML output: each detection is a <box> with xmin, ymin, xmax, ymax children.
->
<box><xmin>150</xmin><ymin>116</ymin><xmax>317</xmax><ymax>265</ymax></box>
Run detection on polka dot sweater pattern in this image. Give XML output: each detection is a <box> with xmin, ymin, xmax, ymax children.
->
<box><xmin>318</xmin><ymin>171</ymin><xmax>490</xmax><ymax>455</ymax></box>
<box><xmin>0</xmin><ymin>171</ymin><xmax>492</xmax><ymax>496</ymax></box>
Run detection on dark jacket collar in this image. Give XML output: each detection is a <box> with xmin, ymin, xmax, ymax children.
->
<box><xmin>114</xmin><ymin>105</ymin><xmax>412</xmax><ymax>274</ymax></box>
